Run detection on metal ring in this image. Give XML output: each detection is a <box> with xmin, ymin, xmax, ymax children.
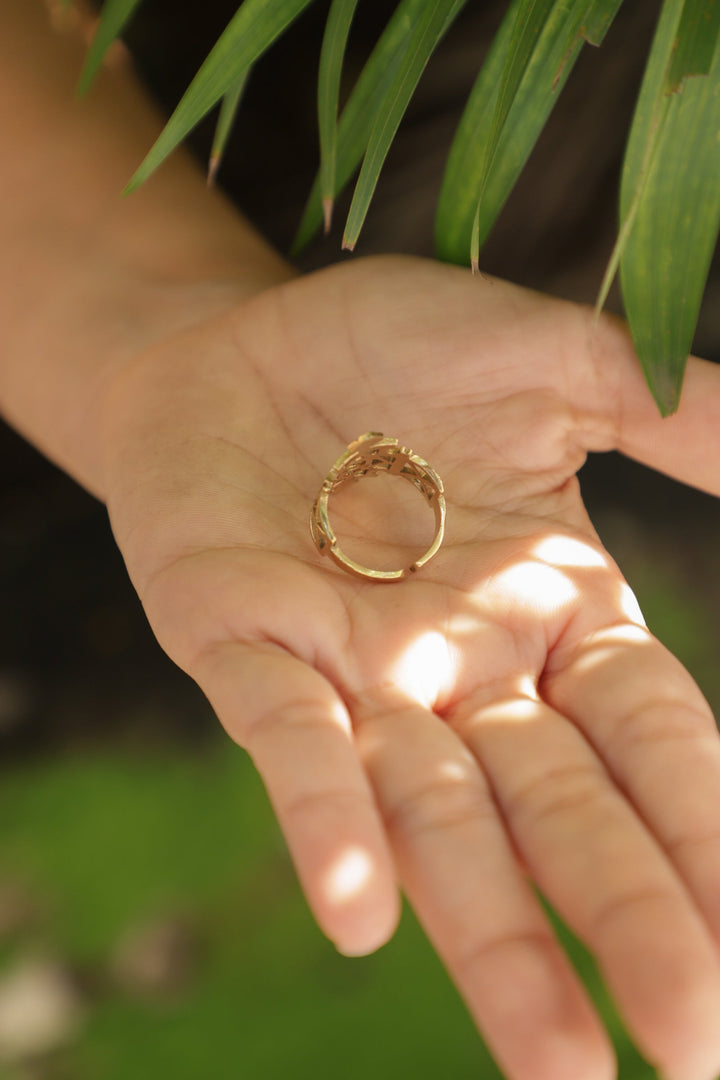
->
<box><xmin>309</xmin><ymin>432</ymin><xmax>446</xmax><ymax>582</ymax></box>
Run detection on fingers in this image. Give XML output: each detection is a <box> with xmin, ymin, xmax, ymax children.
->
<box><xmin>527</xmin><ymin>625</ymin><xmax>720</xmax><ymax>1080</ymax></box>
<box><xmin>192</xmin><ymin>640</ymin><xmax>399</xmax><ymax>957</ymax></box>
<box><xmin>353</xmin><ymin>688</ymin><xmax>614</xmax><ymax>1080</ymax></box>
<box><xmin>542</xmin><ymin>624</ymin><xmax>720</xmax><ymax>940</ymax></box>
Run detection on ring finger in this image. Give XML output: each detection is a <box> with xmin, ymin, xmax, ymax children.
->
<box><xmin>451</xmin><ymin>680</ymin><xmax>720</xmax><ymax>1080</ymax></box>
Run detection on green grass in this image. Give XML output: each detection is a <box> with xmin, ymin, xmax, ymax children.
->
<box><xmin>1</xmin><ymin>741</ymin><xmax>488</xmax><ymax>1079</ymax></box>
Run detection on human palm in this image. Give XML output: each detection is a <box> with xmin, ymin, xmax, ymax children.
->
<box><xmin>102</xmin><ymin>256</ymin><xmax>720</xmax><ymax>1080</ymax></box>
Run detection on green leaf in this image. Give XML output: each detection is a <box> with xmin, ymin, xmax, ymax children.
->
<box><xmin>583</xmin><ymin>0</ymin><xmax>625</xmax><ymax>45</ymax></box>
<box><xmin>76</xmin><ymin>0</ymin><xmax>144</xmax><ymax>96</ymax></box>
<box><xmin>551</xmin><ymin>0</ymin><xmax>623</xmax><ymax>93</ymax></box>
<box><xmin>342</xmin><ymin>0</ymin><xmax>467</xmax><ymax>250</ymax></box>
<box><xmin>593</xmin><ymin>0</ymin><xmax>677</xmax><ymax>322</ymax></box>
<box><xmin>484</xmin><ymin>0</ymin><xmax>557</xmax><ymax>173</ymax></box>
<box><xmin>207</xmin><ymin>72</ymin><xmax>250</xmax><ymax>186</ymax></box>
<box><xmin>124</xmin><ymin>0</ymin><xmax>316</xmax><ymax>194</ymax></box>
<box><xmin>618</xmin><ymin>0</ymin><xmax>720</xmax><ymax>414</ymax></box>
<box><xmin>667</xmin><ymin>0</ymin><xmax>720</xmax><ymax>90</ymax></box>
<box><xmin>318</xmin><ymin>0</ymin><xmax>360</xmax><ymax>233</ymax></box>
<box><xmin>292</xmin><ymin>0</ymin><xmax>462</xmax><ymax>255</ymax></box>
<box><xmin>468</xmin><ymin>0</ymin><xmax>557</xmax><ymax>269</ymax></box>
<box><xmin>436</xmin><ymin>0</ymin><xmax>622</xmax><ymax>266</ymax></box>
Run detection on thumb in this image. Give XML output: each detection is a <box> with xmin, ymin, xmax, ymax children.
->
<box><xmin>581</xmin><ymin>309</ymin><xmax>720</xmax><ymax>496</ymax></box>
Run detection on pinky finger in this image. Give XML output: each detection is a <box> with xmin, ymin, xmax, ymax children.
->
<box><xmin>192</xmin><ymin>639</ymin><xmax>400</xmax><ymax>956</ymax></box>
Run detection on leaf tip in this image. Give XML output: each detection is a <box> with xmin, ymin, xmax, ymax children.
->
<box><xmin>341</xmin><ymin>236</ymin><xmax>356</xmax><ymax>252</ymax></box>
<box><xmin>654</xmin><ymin>381</ymin><xmax>682</xmax><ymax>418</ymax></box>
<box><xmin>207</xmin><ymin>154</ymin><xmax>221</xmax><ymax>187</ymax></box>
<box><xmin>74</xmin><ymin>72</ymin><xmax>91</xmax><ymax>99</ymax></box>
<box><xmin>121</xmin><ymin>176</ymin><xmax>139</xmax><ymax>198</ymax></box>
<box><xmin>645</xmin><ymin>361</ymin><xmax>685</xmax><ymax>417</ymax></box>
<box><xmin>322</xmin><ymin>196</ymin><xmax>333</xmax><ymax>235</ymax></box>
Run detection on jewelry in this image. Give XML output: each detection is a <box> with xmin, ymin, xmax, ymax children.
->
<box><xmin>310</xmin><ymin>432</ymin><xmax>446</xmax><ymax>582</ymax></box>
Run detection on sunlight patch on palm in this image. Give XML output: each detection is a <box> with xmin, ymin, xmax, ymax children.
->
<box><xmin>532</xmin><ymin>535</ymin><xmax>608</xmax><ymax>569</ymax></box>
<box><xmin>389</xmin><ymin>630</ymin><xmax>456</xmax><ymax>709</ymax></box>
<box><xmin>489</xmin><ymin>560</ymin><xmax>580</xmax><ymax>617</ymax></box>
<box><xmin>617</xmin><ymin>584</ymin><xmax>646</xmax><ymax>626</ymax></box>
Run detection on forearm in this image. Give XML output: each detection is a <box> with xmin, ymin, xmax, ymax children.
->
<box><xmin>0</xmin><ymin>0</ymin><xmax>295</xmax><ymax>497</ymax></box>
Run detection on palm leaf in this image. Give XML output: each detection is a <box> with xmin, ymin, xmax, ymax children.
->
<box><xmin>583</xmin><ymin>0</ymin><xmax>625</xmax><ymax>43</ymax></box>
<box><xmin>668</xmin><ymin>0</ymin><xmax>720</xmax><ymax>89</ymax></box>
<box><xmin>124</xmin><ymin>0</ymin><xmax>316</xmax><ymax>195</ymax></box>
<box><xmin>435</xmin><ymin>0</ymin><xmax>623</xmax><ymax>267</ymax></box>
<box><xmin>468</xmin><ymin>0</ymin><xmax>557</xmax><ymax>270</ymax></box>
<box><xmin>76</xmin><ymin>0</ymin><xmax>144</xmax><ymax>97</ymax></box>
<box><xmin>342</xmin><ymin>0</ymin><xmax>468</xmax><ymax>250</ymax></box>
<box><xmin>291</xmin><ymin>0</ymin><xmax>461</xmax><ymax>255</ymax></box>
<box><xmin>318</xmin><ymin>0</ymin><xmax>360</xmax><ymax>232</ymax></box>
<box><xmin>207</xmin><ymin>72</ymin><xmax>251</xmax><ymax>186</ymax></box>
<box><xmin>616</xmin><ymin>0</ymin><xmax>720</xmax><ymax>414</ymax></box>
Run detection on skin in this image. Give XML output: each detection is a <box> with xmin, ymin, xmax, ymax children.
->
<box><xmin>100</xmin><ymin>256</ymin><xmax>720</xmax><ymax>1080</ymax></box>
<box><xmin>4</xmin><ymin>5</ymin><xmax>720</xmax><ymax>1080</ymax></box>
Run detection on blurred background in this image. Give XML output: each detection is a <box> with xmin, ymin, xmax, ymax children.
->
<box><xmin>2</xmin><ymin>2</ymin><xmax>720</xmax><ymax>1077</ymax></box>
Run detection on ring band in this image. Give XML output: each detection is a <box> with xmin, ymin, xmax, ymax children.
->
<box><xmin>310</xmin><ymin>432</ymin><xmax>446</xmax><ymax>582</ymax></box>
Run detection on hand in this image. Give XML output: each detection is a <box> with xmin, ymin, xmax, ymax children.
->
<box><xmin>100</xmin><ymin>255</ymin><xmax>720</xmax><ymax>1080</ymax></box>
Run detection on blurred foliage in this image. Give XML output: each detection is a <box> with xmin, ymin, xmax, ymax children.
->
<box><xmin>0</xmin><ymin>736</ymin><xmax>668</xmax><ymax>1079</ymax></box>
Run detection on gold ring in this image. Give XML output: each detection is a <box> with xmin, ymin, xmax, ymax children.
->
<box><xmin>309</xmin><ymin>432</ymin><xmax>446</xmax><ymax>582</ymax></box>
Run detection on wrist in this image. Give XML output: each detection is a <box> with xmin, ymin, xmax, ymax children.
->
<box><xmin>0</xmin><ymin>226</ymin><xmax>295</xmax><ymax>500</ymax></box>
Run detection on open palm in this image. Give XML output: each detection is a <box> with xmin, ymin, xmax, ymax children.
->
<box><xmin>102</xmin><ymin>256</ymin><xmax>720</xmax><ymax>1080</ymax></box>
